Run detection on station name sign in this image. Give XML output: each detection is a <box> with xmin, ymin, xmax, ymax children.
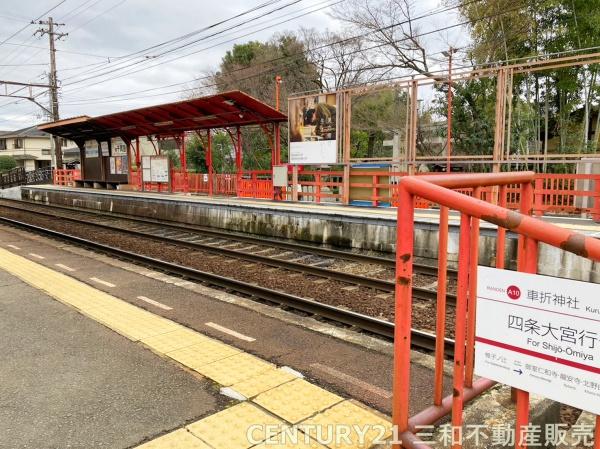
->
<box><xmin>475</xmin><ymin>266</ymin><xmax>600</xmax><ymax>414</ymax></box>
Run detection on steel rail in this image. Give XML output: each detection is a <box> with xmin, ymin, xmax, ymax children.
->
<box><xmin>1</xmin><ymin>198</ymin><xmax>455</xmax><ymax>278</ymax></box>
<box><xmin>0</xmin><ymin>215</ymin><xmax>455</xmax><ymax>356</ymax></box>
<box><xmin>0</xmin><ymin>201</ymin><xmax>456</xmax><ymax>304</ymax></box>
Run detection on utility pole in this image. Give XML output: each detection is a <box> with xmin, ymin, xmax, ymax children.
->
<box><xmin>35</xmin><ymin>17</ymin><xmax>67</xmax><ymax>169</ymax></box>
<box><xmin>442</xmin><ymin>47</ymin><xmax>458</xmax><ymax>173</ymax></box>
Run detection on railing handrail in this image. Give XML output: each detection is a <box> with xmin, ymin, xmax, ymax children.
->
<box><xmin>394</xmin><ymin>171</ymin><xmax>600</xmax><ymax>449</ymax></box>
<box><xmin>400</xmin><ymin>174</ymin><xmax>600</xmax><ymax>261</ymax></box>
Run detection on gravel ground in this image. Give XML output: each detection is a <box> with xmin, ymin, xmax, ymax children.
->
<box><xmin>0</xmin><ymin>205</ymin><xmax>457</xmax><ymax>335</ymax></box>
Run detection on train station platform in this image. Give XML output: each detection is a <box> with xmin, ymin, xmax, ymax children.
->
<box><xmin>0</xmin><ymin>222</ymin><xmax>446</xmax><ymax>449</ymax></box>
<box><xmin>13</xmin><ymin>184</ymin><xmax>600</xmax><ymax>282</ymax></box>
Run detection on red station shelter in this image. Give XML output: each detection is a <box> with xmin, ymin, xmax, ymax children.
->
<box><xmin>39</xmin><ymin>90</ymin><xmax>287</xmax><ymax>195</ymax></box>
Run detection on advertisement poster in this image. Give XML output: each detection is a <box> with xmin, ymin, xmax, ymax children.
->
<box><xmin>288</xmin><ymin>93</ymin><xmax>337</xmax><ymax>164</ymax></box>
<box><xmin>111</xmin><ymin>137</ymin><xmax>128</xmax><ymax>156</ymax></box>
<box><xmin>84</xmin><ymin>140</ymin><xmax>98</xmax><ymax>158</ymax></box>
<box><xmin>110</xmin><ymin>156</ymin><xmax>127</xmax><ymax>175</ymax></box>
<box><xmin>475</xmin><ymin>266</ymin><xmax>600</xmax><ymax>414</ymax></box>
<box><xmin>100</xmin><ymin>141</ymin><xmax>109</xmax><ymax>156</ymax></box>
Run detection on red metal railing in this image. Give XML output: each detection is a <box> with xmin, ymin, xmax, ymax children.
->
<box><xmin>169</xmin><ymin>172</ymin><xmax>237</xmax><ymax>196</ymax></box>
<box><xmin>351</xmin><ymin>170</ymin><xmax>600</xmax><ymax>219</ymax></box>
<box><xmin>214</xmin><ymin>174</ymin><xmax>237</xmax><ymax>196</ymax></box>
<box><xmin>295</xmin><ymin>170</ymin><xmax>344</xmax><ymax>203</ymax></box>
<box><xmin>53</xmin><ymin>169</ymin><xmax>81</xmax><ymax>186</ymax></box>
<box><xmin>127</xmin><ymin>167</ymin><xmax>600</xmax><ymax>220</ymax></box>
<box><xmin>534</xmin><ymin>173</ymin><xmax>600</xmax><ymax>218</ymax></box>
<box><xmin>238</xmin><ymin>170</ymin><xmax>273</xmax><ymax>199</ymax></box>
<box><xmin>129</xmin><ymin>170</ymin><xmax>142</xmax><ymax>190</ymax></box>
<box><xmin>393</xmin><ymin>171</ymin><xmax>600</xmax><ymax>449</ymax></box>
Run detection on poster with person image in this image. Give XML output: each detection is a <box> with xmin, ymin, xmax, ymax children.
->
<box><xmin>288</xmin><ymin>93</ymin><xmax>338</xmax><ymax>164</ymax></box>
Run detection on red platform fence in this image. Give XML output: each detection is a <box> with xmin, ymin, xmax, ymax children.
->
<box><xmin>237</xmin><ymin>170</ymin><xmax>272</xmax><ymax>199</ymax></box>
<box><xmin>393</xmin><ymin>171</ymin><xmax>600</xmax><ymax>449</ymax></box>
<box><xmin>57</xmin><ymin>165</ymin><xmax>600</xmax><ymax>220</ymax></box>
<box><xmin>53</xmin><ymin>169</ymin><xmax>81</xmax><ymax>186</ymax></box>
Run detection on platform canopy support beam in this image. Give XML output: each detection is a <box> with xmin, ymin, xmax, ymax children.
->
<box><xmin>207</xmin><ymin>129</ymin><xmax>213</xmax><ymax>196</ymax></box>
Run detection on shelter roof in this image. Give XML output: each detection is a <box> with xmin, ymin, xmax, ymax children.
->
<box><xmin>38</xmin><ymin>91</ymin><xmax>287</xmax><ymax>141</ymax></box>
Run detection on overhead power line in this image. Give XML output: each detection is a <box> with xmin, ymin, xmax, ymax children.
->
<box><xmin>59</xmin><ymin>0</ymin><xmax>470</xmax><ymax>98</ymax></box>
<box><xmin>67</xmin><ymin>0</ymin><xmax>128</xmax><ymax>33</ymax></box>
<box><xmin>60</xmin><ymin>0</ymin><xmax>307</xmax><ymax>85</ymax></box>
<box><xmin>0</xmin><ymin>0</ymin><xmax>311</xmax><ymax>112</ymax></box>
<box><xmin>0</xmin><ymin>0</ymin><xmax>67</xmax><ymax>48</ymax></box>
<box><xmin>58</xmin><ymin>0</ymin><xmax>290</xmax><ymax>83</ymax></box>
<box><xmin>60</xmin><ymin>0</ymin><xmax>536</xmax><ymax>107</ymax></box>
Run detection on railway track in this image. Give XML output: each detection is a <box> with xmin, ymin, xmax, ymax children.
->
<box><xmin>0</xmin><ymin>200</ymin><xmax>457</xmax><ymax>304</ymax></box>
<box><xmin>0</xmin><ymin>199</ymin><xmax>454</xmax><ymax>278</ymax></box>
<box><xmin>0</xmin><ymin>215</ymin><xmax>455</xmax><ymax>356</ymax></box>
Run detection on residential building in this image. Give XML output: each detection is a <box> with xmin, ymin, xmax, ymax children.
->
<box><xmin>0</xmin><ymin>125</ymin><xmax>76</xmax><ymax>170</ymax></box>
<box><xmin>0</xmin><ymin>126</ymin><xmax>52</xmax><ymax>170</ymax></box>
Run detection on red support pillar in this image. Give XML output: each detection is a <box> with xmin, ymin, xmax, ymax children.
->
<box><xmin>534</xmin><ymin>177</ymin><xmax>543</xmax><ymax>216</ymax></box>
<box><xmin>274</xmin><ymin>75</ymin><xmax>283</xmax><ymax>167</ymax></box>
<box><xmin>434</xmin><ymin>206</ymin><xmax>449</xmax><ymax>406</ymax></box>
<box><xmin>393</xmin><ymin>183</ymin><xmax>414</xmax><ymax>445</ymax></box>
<box><xmin>465</xmin><ymin>187</ymin><xmax>481</xmax><ymax>388</ymax></box>
<box><xmin>135</xmin><ymin>137</ymin><xmax>141</xmax><ymax>167</ymax></box>
<box><xmin>235</xmin><ymin>126</ymin><xmax>243</xmax><ymax>196</ymax></box>
<box><xmin>126</xmin><ymin>139</ymin><xmax>133</xmax><ymax>183</ymax></box>
<box><xmin>274</xmin><ymin>123</ymin><xmax>281</xmax><ymax>166</ymax></box>
<box><xmin>135</xmin><ymin>137</ymin><xmax>141</xmax><ymax>189</ymax></box>
<box><xmin>592</xmin><ymin>175</ymin><xmax>600</xmax><ymax>222</ymax></box>
<box><xmin>207</xmin><ymin>129</ymin><xmax>213</xmax><ymax>196</ymax></box>
<box><xmin>452</xmin><ymin>213</ymin><xmax>472</xmax><ymax>449</ymax></box>
<box><xmin>515</xmin><ymin>180</ymin><xmax>538</xmax><ymax>449</ymax></box>
<box><xmin>180</xmin><ymin>132</ymin><xmax>189</xmax><ymax>193</ymax></box>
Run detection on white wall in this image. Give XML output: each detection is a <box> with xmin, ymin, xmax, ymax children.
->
<box><xmin>0</xmin><ymin>135</ymin><xmax>75</xmax><ymax>170</ymax></box>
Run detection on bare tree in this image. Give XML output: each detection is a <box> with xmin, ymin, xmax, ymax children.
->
<box><xmin>331</xmin><ymin>0</ymin><xmax>434</xmax><ymax>78</ymax></box>
<box><xmin>299</xmin><ymin>28</ymin><xmax>386</xmax><ymax>90</ymax></box>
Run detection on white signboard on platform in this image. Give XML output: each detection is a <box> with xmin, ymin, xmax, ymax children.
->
<box><xmin>289</xmin><ymin>140</ymin><xmax>337</xmax><ymax>164</ymax></box>
<box><xmin>142</xmin><ymin>156</ymin><xmax>169</xmax><ymax>183</ymax></box>
<box><xmin>475</xmin><ymin>266</ymin><xmax>600</xmax><ymax>414</ymax></box>
<box><xmin>272</xmin><ymin>165</ymin><xmax>288</xmax><ymax>187</ymax></box>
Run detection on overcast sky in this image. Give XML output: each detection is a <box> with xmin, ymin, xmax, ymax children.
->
<box><xmin>0</xmin><ymin>0</ymin><xmax>464</xmax><ymax>130</ymax></box>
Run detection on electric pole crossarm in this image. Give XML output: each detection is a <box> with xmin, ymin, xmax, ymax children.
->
<box><xmin>0</xmin><ymin>80</ymin><xmax>51</xmax><ymax>89</ymax></box>
<box><xmin>0</xmin><ymin>94</ymin><xmax>52</xmax><ymax>115</ymax></box>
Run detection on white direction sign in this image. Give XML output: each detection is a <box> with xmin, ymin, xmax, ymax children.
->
<box><xmin>475</xmin><ymin>266</ymin><xmax>600</xmax><ymax>414</ymax></box>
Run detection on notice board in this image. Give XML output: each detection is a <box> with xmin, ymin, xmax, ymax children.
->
<box><xmin>142</xmin><ymin>156</ymin><xmax>169</xmax><ymax>183</ymax></box>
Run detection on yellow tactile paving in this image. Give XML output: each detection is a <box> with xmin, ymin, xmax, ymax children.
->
<box><xmin>194</xmin><ymin>352</ymin><xmax>275</xmax><ymax>386</ymax></box>
<box><xmin>186</xmin><ymin>402</ymin><xmax>285</xmax><ymax>449</ymax></box>
<box><xmin>254</xmin><ymin>379</ymin><xmax>344</xmax><ymax>424</ymax></box>
<box><xmin>141</xmin><ymin>328</ymin><xmax>212</xmax><ymax>354</ymax></box>
<box><xmin>300</xmin><ymin>401</ymin><xmax>392</xmax><ymax>449</ymax></box>
<box><xmin>135</xmin><ymin>429</ymin><xmax>212</xmax><ymax>449</ymax></box>
<box><xmin>230</xmin><ymin>367</ymin><xmax>297</xmax><ymax>398</ymax></box>
<box><xmin>252</xmin><ymin>434</ymin><xmax>328</xmax><ymax>449</ymax></box>
<box><xmin>82</xmin><ymin>306</ymin><xmax>181</xmax><ymax>341</ymax></box>
<box><xmin>166</xmin><ymin>340</ymin><xmax>241</xmax><ymax>371</ymax></box>
<box><xmin>0</xmin><ymin>246</ymin><xmax>390</xmax><ymax>449</ymax></box>
<box><xmin>1</xmin><ymin>251</ymin><xmax>123</xmax><ymax>311</ymax></box>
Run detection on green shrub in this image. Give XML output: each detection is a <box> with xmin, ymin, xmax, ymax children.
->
<box><xmin>0</xmin><ymin>155</ymin><xmax>17</xmax><ymax>173</ymax></box>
